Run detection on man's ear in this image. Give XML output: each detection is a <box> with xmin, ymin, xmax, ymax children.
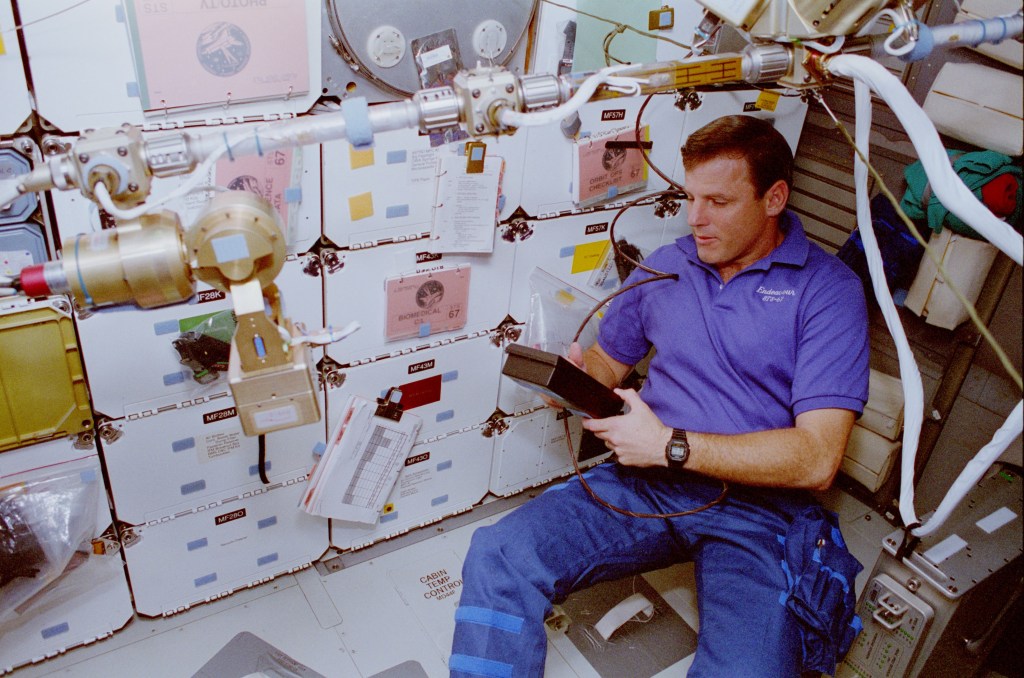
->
<box><xmin>764</xmin><ymin>179</ymin><xmax>789</xmax><ymax>217</ymax></box>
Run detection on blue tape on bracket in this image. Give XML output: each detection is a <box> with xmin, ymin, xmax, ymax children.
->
<box><xmin>284</xmin><ymin>187</ymin><xmax>302</xmax><ymax>203</ymax></box>
<box><xmin>442</xmin><ymin>370</ymin><xmax>458</xmax><ymax>382</ymax></box>
<box><xmin>126</xmin><ymin>82</ymin><xmax>139</xmax><ymax>98</ymax></box>
<box><xmin>387</xmin><ymin>150</ymin><xmax>407</xmax><ymax>164</ymax></box>
<box><xmin>559</xmin><ymin>245</ymin><xmax>575</xmax><ymax>258</ymax></box>
<box><xmin>194</xmin><ymin>573</ymin><xmax>217</xmax><ymax>588</ymax></box>
<box><xmin>41</xmin><ymin>622</ymin><xmax>70</xmax><ymax>640</ymax></box>
<box><xmin>163</xmin><ymin>371</ymin><xmax>186</xmax><ymax>386</ymax></box>
<box><xmin>257</xmin><ymin>553</ymin><xmax>279</xmax><ymax>567</ymax></box>
<box><xmin>386</xmin><ymin>204</ymin><xmax>410</xmax><ymax>219</ymax></box>
<box><xmin>154</xmin><ymin>320</ymin><xmax>179</xmax><ymax>335</ymax></box>
<box><xmin>342</xmin><ymin>97</ymin><xmax>374</xmax><ymax>148</ymax></box>
<box><xmin>436</xmin><ymin>410</ymin><xmax>454</xmax><ymax>422</ymax></box>
<box><xmin>418</xmin><ymin>323</ymin><xmax>432</xmax><ymax>337</ymax></box>
<box><xmin>172</xmin><ymin>437</ymin><xmax>196</xmax><ymax>453</ymax></box>
<box><xmin>180</xmin><ymin>479</ymin><xmax>207</xmax><ymax>495</ymax></box>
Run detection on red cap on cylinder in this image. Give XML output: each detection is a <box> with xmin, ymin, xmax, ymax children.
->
<box><xmin>18</xmin><ymin>264</ymin><xmax>52</xmax><ymax>298</ymax></box>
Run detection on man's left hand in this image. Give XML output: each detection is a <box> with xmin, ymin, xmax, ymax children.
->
<box><xmin>581</xmin><ymin>388</ymin><xmax>670</xmax><ymax>468</ymax></box>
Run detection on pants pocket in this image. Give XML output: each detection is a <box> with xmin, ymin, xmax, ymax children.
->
<box><xmin>778</xmin><ymin>505</ymin><xmax>864</xmax><ymax>674</ymax></box>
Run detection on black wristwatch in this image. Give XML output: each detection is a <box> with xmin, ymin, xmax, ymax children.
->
<box><xmin>665</xmin><ymin>428</ymin><xmax>690</xmax><ymax>470</ymax></box>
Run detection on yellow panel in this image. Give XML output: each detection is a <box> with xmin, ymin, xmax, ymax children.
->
<box><xmin>0</xmin><ymin>297</ymin><xmax>92</xmax><ymax>452</ymax></box>
<box><xmin>570</xmin><ymin>240</ymin><xmax>611</xmax><ymax>274</ymax></box>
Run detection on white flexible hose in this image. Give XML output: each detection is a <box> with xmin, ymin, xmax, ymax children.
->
<box><xmin>0</xmin><ymin>182</ymin><xmax>21</xmax><ymax>211</ymax></box>
<box><xmin>842</xmin><ymin>56</ymin><xmax>1024</xmax><ymax>537</ymax></box>
<box><xmin>498</xmin><ymin>65</ymin><xmax>641</xmax><ymax>129</ymax></box>
<box><xmin>849</xmin><ymin>79</ymin><xmax>927</xmax><ymax>532</ymax></box>
<box><xmin>828</xmin><ymin>54</ymin><xmax>1023</xmax><ymax>267</ymax></box>
<box><xmin>915</xmin><ymin>400</ymin><xmax>1023</xmax><ymax>537</ymax></box>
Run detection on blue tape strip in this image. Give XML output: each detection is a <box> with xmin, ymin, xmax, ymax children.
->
<box><xmin>154</xmin><ymin>319</ymin><xmax>179</xmax><ymax>335</ymax></box>
<box><xmin>441</xmin><ymin>370</ymin><xmax>459</xmax><ymax>382</ymax></box>
<box><xmin>386</xmin><ymin>150</ymin><xmax>407</xmax><ymax>164</ymax></box>
<box><xmin>386</xmin><ymin>204</ymin><xmax>410</xmax><ymax>219</ymax></box>
<box><xmin>381</xmin><ymin>511</ymin><xmax>399</xmax><ymax>523</ymax></box>
<box><xmin>449</xmin><ymin>655</ymin><xmax>514</xmax><ymax>678</ymax></box>
<box><xmin>431</xmin><ymin>494</ymin><xmax>449</xmax><ymax>506</ymax></box>
<box><xmin>418</xmin><ymin>323</ymin><xmax>432</xmax><ymax>337</ymax></box>
<box><xmin>342</xmin><ymin>97</ymin><xmax>374</xmax><ymax>148</ymax></box>
<box><xmin>163</xmin><ymin>371</ymin><xmax>186</xmax><ymax>386</ymax></box>
<box><xmin>607</xmin><ymin>186</ymin><xmax>619</xmax><ymax>199</ymax></box>
<box><xmin>126</xmin><ymin>81</ymin><xmax>139</xmax><ymax>98</ymax></box>
<box><xmin>257</xmin><ymin>553</ymin><xmax>279</xmax><ymax>567</ymax></box>
<box><xmin>187</xmin><ymin>538</ymin><xmax>208</xmax><ymax>551</ymax></box>
<box><xmin>559</xmin><ymin>245</ymin><xmax>575</xmax><ymax>258</ymax></box>
<box><xmin>41</xmin><ymin>622</ymin><xmax>70</xmax><ymax>640</ymax></box>
<box><xmin>172</xmin><ymin>437</ymin><xmax>196</xmax><ymax>453</ymax></box>
<box><xmin>436</xmin><ymin>410</ymin><xmax>454</xmax><ymax>422</ymax></box>
<box><xmin>194</xmin><ymin>573</ymin><xmax>217</xmax><ymax>588</ymax></box>
<box><xmin>257</xmin><ymin>516</ymin><xmax>278</xmax><ymax>529</ymax></box>
<box><xmin>437</xmin><ymin>459</ymin><xmax>453</xmax><ymax>471</ymax></box>
<box><xmin>249</xmin><ymin>461</ymin><xmax>272</xmax><ymax>476</ymax></box>
<box><xmin>284</xmin><ymin>187</ymin><xmax>302</xmax><ymax>203</ymax></box>
<box><xmin>312</xmin><ymin>441</ymin><xmax>326</xmax><ymax>459</ymax></box>
<box><xmin>114</xmin><ymin>4</ymin><xmax>125</xmax><ymax>22</ymax></box>
<box><xmin>454</xmin><ymin>606</ymin><xmax>524</xmax><ymax>634</ymax></box>
<box><xmin>80</xmin><ymin>468</ymin><xmax>97</xmax><ymax>482</ymax></box>
<box><xmin>180</xmin><ymin>479</ymin><xmax>206</xmax><ymax>495</ymax></box>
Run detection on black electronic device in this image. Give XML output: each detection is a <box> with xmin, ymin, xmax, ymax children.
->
<box><xmin>502</xmin><ymin>344</ymin><xmax>623</xmax><ymax>419</ymax></box>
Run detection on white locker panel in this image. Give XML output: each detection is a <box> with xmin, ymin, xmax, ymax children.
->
<box><xmin>103</xmin><ymin>390</ymin><xmax>324</xmax><ymax>525</ymax></box>
<box><xmin>321</xmin><ymin>129</ymin><xmax>437</xmax><ymax>249</ymax></box>
<box><xmin>323</xmin><ymin>239</ymin><xmax>515</xmax><ymax>365</ymax></box>
<box><xmin>322</xmin><ymin>129</ymin><xmax>529</xmax><ymax>249</ymax></box>
<box><xmin>276</xmin><ymin>252</ymin><xmax>325</xmax><ymax>336</ymax></box>
<box><xmin>328</xmin><ymin>428</ymin><xmax>493</xmax><ymax>552</ymax></box>
<box><xmin>74</xmin><ymin>255</ymin><xmax>317</xmax><ymax>420</ymax></box>
<box><xmin>489</xmin><ymin>408</ymin><xmax>598</xmax><ymax>497</ymax></box>
<box><xmin>19</xmin><ymin>0</ymin><xmax>323</xmax><ymax>132</ymax></box>
<box><xmin>325</xmin><ymin>334</ymin><xmax>502</xmax><ymax>444</ymax></box>
<box><xmin>506</xmin><ymin>203</ymin><xmax>689</xmax><ymax>327</ymax></box>
<box><xmin>47</xmin><ymin>124</ymin><xmax>322</xmax><ymax>254</ymax></box>
<box><xmin>0</xmin><ymin>1</ymin><xmax>31</xmax><ymax>135</ymax></box>
<box><xmin>679</xmin><ymin>90</ymin><xmax>808</xmax><ymax>158</ymax></box>
<box><xmin>120</xmin><ymin>479</ymin><xmax>327</xmax><ymax>617</ymax></box>
<box><xmin>75</xmin><ymin>285</ymin><xmax>234</xmax><ymax>419</ymax></box>
<box><xmin>0</xmin><ymin>439</ymin><xmax>133</xmax><ymax>673</ymax></box>
<box><xmin>518</xmin><ymin>94</ymin><xmax>687</xmax><ymax>218</ymax></box>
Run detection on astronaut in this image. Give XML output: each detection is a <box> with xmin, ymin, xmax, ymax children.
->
<box><xmin>450</xmin><ymin>115</ymin><xmax>870</xmax><ymax>677</ymax></box>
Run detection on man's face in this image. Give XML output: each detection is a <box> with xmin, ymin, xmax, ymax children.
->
<box><xmin>683</xmin><ymin>155</ymin><xmax>787</xmax><ymax>281</ymax></box>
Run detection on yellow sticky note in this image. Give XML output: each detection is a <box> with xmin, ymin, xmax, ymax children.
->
<box><xmin>0</xmin><ymin>29</ymin><xmax>6</xmax><ymax>56</ymax></box>
<box><xmin>571</xmin><ymin>240</ymin><xmax>611</xmax><ymax>274</ymax></box>
<box><xmin>349</xmin><ymin>144</ymin><xmax>374</xmax><ymax>169</ymax></box>
<box><xmin>755</xmin><ymin>90</ymin><xmax>780</xmax><ymax>112</ymax></box>
<box><xmin>348</xmin><ymin>192</ymin><xmax>374</xmax><ymax>221</ymax></box>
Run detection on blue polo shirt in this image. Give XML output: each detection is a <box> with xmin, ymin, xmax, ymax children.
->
<box><xmin>598</xmin><ymin>211</ymin><xmax>869</xmax><ymax>435</ymax></box>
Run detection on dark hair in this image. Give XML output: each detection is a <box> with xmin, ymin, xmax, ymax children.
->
<box><xmin>681</xmin><ymin>115</ymin><xmax>794</xmax><ymax>197</ymax></box>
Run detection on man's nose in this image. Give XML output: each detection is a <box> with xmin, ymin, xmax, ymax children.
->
<box><xmin>686</xmin><ymin>200</ymin><xmax>705</xmax><ymax>227</ymax></box>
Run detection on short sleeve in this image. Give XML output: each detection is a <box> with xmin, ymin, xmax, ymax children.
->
<box><xmin>597</xmin><ymin>269</ymin><xmax>654</xmax><ymax>367</ymax></box>
<box><xmin>791</xmin><ymin>263</ymin><xmax>870</xmax><ymax>416</ymax></box>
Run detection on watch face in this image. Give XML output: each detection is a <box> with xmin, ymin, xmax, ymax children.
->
<box><xmin>668</xmin><ymin>443</ymin><xmax>687</xmax><ymax>462</ymax></box>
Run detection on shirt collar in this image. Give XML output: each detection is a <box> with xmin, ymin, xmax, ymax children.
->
<box><xmin>676</xmin><ymin>210</ymin><xmax>810</xmax><ymax>275</ymax></box>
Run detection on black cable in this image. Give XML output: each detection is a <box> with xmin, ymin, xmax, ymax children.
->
<box><xmin>635</xmin><ymin>94</ymin><xmax>687</xmax><ymax>193</ymax></box>
<box><xmin>558</xmin><ymin>196</ymin><xmax>728</xmax><ymax>519</ymax></box>
<box><xmin>258</xmin><ymin>434</ymin><xmax>270</xmax><ymax>484</ymax></box>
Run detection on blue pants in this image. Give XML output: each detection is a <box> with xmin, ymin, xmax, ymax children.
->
<box><xmin>450</xmin><ymin>463</ymin><xmax>853</xmax><ymax>678</ymax></box>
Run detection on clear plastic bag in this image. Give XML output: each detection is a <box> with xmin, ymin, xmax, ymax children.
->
<box><xmin>524</xmin><ymin>268</ymin><xmax>601</xmax><ymax>357</ymax></box>
<box><xmin>0</xmin><ymin>460</ymin><xmax>99</xmax><ymax>622</ymax></box>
